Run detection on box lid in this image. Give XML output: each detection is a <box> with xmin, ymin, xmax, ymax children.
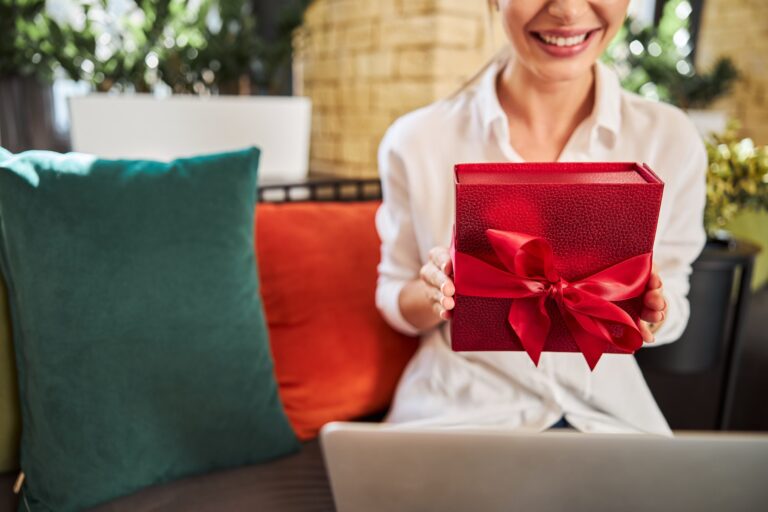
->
<box><xmin>454</xmin><ymin>162</ymin><xmax>663</xmax><ymax>186</ymax></box>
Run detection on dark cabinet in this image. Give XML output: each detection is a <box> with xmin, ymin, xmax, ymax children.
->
<box><xmin>636</xmin><ymin>239</ymin><xmax>761</xmax><ymax>430</ymax></box>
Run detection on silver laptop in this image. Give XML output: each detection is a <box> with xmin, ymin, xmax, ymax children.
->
<box><xmin>320</xmin><ymin>422</ymin><xmax>768</xmax><ymax>512</ymax></box>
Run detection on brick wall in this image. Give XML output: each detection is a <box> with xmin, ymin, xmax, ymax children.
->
<box><xmin>295</xmin><ymin>0</ymin><xmax>768</xmax><ymax>178</ymax></box>
<box><xmin>696</xmin><ymin>0</ymin><xmax>768</xmax><ymax>144</ymax></box>
<box><xmin>294</xmin><ymin>0</ymin><xmax>500</xmax><ymax>178</ymax></box>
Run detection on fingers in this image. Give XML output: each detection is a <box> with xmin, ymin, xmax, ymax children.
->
<box><xmin>428</xmin><ymin>284</ymin><xmax>453</xmax><ymax>320</ymax></box>
<box><xmin>647</xmin><ymin>263</ymin><xmax>662</xmax><ymax>290</ymax></box>
<box><xmin>647</xmin><ymin>272</ymin><xmax>662</xmax><ymax>290</ymax></box>
<box><xmin>643</xmin><ymin>288</ymin><xmax>666</xmax><ymax>311</ymax></box>
<box><xmin>641</xmin><ymin>287</ymin><xmax>666</xmax><ymax>325</ymax></box>
<box><xmin>433</xmin><ymin>299</ymin><xmax>453</xmax><ymax>320</ymax></box>
<box><xmin>422</xmin><ymin>247</ymin><xmax>457</xmax><ymax>321</ymax></box>
<box><xmin>419</xmin><ymin>261</ymin><xmax>454</xmax><ymax>298</ymax></box>
<box><xmin>428</xmin><ymin>247</ymin><xmax>454</xmax><ymax>280</ymax></box>
<box><xmin>426</xmin><ymin>284</ymin><xmax>455</xmax><ymax>311</ymax></box>
<box><xmin>443</xmin><ymin>257</ymin><xmax>453</xmax><ymax>278</ymax></box>
<box><xmin>640</xmin><ymin>263</ymin><xmax>667</xmax><ymax>329</ymax></box>
<box><xmin>641</xmin><ymin>308</ymin><xmax>665</xmax><ymax>323</ymax></box>
<box><xmin>640</xmin><ymin>268</ymin><xmax>667</xmax><ymax>341</ymax></box>
<box><xmin>638</xmin><ymin>319</ymin><xmax>655</xmax><ymax>343</ymax></box>
<box><xmin>423</xmin><ymin>247</ymin><xmax>455</xmax><ymax>297</ymax></box>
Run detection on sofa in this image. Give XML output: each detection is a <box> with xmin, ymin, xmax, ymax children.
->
<box><xmin>0</xmin><ymin>175</ymin><xmax>417</xmax><ymax>512</ymax></box>
<box><xmin>0</xmin><ymin>176</ymin><xmax>760</xmax><ymax>512</ymax></box>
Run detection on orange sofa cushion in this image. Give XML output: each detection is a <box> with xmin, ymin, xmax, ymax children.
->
<box><xmin>256</xmin><ymin>201</ymin><xmax>417</xmax><ymax>440</ymax></box>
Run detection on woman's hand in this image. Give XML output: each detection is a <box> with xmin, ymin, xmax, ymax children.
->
<box><xmin>637</xmin><ymin>263</ymin><xmax>667</xmax><ymax>343</ymax></box>
<box><xmin>397</xmin><ymin>246</ymin><xmax>456</xmax><ymax>332</ymax></box>
<box><xmin>419</xmin><ymin>247</ymin><xmax>456</xmax><ymax>321</ymax></box>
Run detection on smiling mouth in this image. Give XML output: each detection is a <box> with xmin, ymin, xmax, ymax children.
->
<box><xmin>531</xmin><ymin>29</ymin><xmax>601</xmax><ymax>48</ymax></box>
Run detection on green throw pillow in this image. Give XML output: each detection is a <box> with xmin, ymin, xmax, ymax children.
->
<box><xmin>0</xmin><ymin>147</ymin><xmax>300</xmax><ymax>511</ymax></box>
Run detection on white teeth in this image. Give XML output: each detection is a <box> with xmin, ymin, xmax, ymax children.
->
<box><xmin>539</xmin><ymin>32</ymin><xmax>588</xmax><ymax>47</ymax></box>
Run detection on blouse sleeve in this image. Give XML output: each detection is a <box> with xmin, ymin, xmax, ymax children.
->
<box><xmin>374</xmin><ymin>124</ymin><xmax>423</xmax><ymax>337</ymax></box>
<box><xmin>646</xmin><ymin>135</ymin><xmax>708</xmax><ymax>347</ymax></box>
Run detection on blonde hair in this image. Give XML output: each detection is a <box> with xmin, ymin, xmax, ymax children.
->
<box><xmin>448</xmin><ymin>0</ymin><xmax>512</xmax><ymax>99</ymax></box>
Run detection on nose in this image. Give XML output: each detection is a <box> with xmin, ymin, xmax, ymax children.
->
<box><xmin>547</xmin><ymin>0</ymin><xmax>589</xmax><ymax>24</ymax></box>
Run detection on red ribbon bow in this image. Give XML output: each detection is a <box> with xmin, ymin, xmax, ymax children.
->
<box><xmin>452</xmin><ymin>229</ymin><xmax>651</xmax><ymax>369</ymax></box>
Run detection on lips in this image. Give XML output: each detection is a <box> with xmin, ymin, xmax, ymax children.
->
<box><xmin>529</xmin><ymin>28</ymin><xmax>602</xmax><ymax>57</ymax></box>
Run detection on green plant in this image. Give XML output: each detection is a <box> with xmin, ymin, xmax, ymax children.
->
<box><xmin>0</xmin><ymin>0</ymin><xmax>54</xmax><ymax>79</ymax></box>
<box><xmin>28</xmin><ymin>0</ymin><xmax>312</xmax><ymax>94</ymax></box>
<box><xmin>705</xmin><ymin>121</ymin><xmax>768</xmax><ymax>236</ymax></box>
<box><xmin>603</xmin><ymin>0</ymin><xmax>739</xmax><ymax>109</ymax></box>
<box><xmin>44</xmin><ymin>0</ymin><xmax>174</xmax><ymax>92</ymax></box>
<box><xmin>157</xmin><ymin>0</ymin><xmax>313</xmax><ymax>94</ymax></box>
<box><xmin>156</xmin><ymin>0</ymin><xmax>259</xmax><ymax>94</ymax></box>
<box><xmin>254</xmin><ymin>0</ymin><xmax>313</xmax><ymax>94</ymax></box>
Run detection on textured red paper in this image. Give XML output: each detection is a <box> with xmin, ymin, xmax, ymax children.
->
<box><xmin>450</xmin><ymin>162</ymin><xmax>664</xmax><ymax>359</ymax></box>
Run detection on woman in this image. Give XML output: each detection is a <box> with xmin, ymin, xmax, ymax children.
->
<box><xmin>375</xmin><ymin>0</ymin><xmax>706</xmax><ymax>435</ymax></box>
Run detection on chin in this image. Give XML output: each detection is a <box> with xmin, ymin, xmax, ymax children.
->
<box><xmin>529</xmin><ymin>59</ymin><xmax>596</xmax><ymax>83</ymax></box>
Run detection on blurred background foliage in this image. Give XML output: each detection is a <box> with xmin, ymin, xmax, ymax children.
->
<box><xmin>1</xmin><ymin>0</ymin><xmax>739</xmax><ymax>104</ymax></box>
<box><xmin>0</xmin><ymin>0</ymin><xmax>56</xmax><ymax>78</ymax></box>
<box><xmin>705</xmin><ymin>120</ymin><xmax>768</xmax><ymax>236</ymax></box>
<box><xmin>602</xmin><ymin>0</ymin><xmax>738</xmax><ymax>109</ymax></box>
<box><xmin>1</xmin><ymin>0</ymin><xmax>311</xmax><ymax>94</ymax></box>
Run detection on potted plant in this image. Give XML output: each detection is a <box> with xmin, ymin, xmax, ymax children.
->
<box><xmin>0</xmin><ymin>0</ymin><xmax>64</xmax><ymax>152</ymax></box>
<box><xmin>13</xmin><ymin>1</ymin><xmax>316</xmax><ymax>180</ymax></box>
<box><xmin>705</xmin><ymin>122</ymin><xmax>768</xmax><ymax>238</ymax></box>
<box><xmin>39</xmin><ymin>0</ymin><xmax>311</xmax><ymax>95</ymax></box>
<box><xmin>704</xmin><ymin>121</ymin><xmax>768</xmax><ymax>290</ymax></box>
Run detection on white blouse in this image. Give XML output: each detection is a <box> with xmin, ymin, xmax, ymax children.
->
<box><xmin>374</xmin><ymin>58</ymin><xmax>707</xmax><ymax>436</ymax></box>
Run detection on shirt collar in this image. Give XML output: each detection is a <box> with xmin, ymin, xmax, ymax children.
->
<box><xmin>475</xmin><ymin>57</ymin><xmax>622</xmax><ymax>147</ymax></box>
<box><xmin>476</xmin><ymin>58</ymin><xmax>506</xmax><ymax>139</ymax></box>
<box><xmin>591</xmin><ymin>60</ymin><xmax>622</xmax><ymax>143</ymax></box>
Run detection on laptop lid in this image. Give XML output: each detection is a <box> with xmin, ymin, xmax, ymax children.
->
<box><xmin>320</xmin><ymin>422</ymin><xmax>768</xmax><ymax>512</ymax></box>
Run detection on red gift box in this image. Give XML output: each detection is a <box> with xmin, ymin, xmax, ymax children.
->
<box><xmin>450</xmin><ymin>162</ymin><xmax>664</xmax><ymax>369</ymax></box>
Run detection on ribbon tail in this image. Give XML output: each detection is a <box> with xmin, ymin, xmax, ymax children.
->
<box><xmin>560</xmin><ymin>288</ymin><xmax>647</xmax><ymax>370</ymax></box>
<box><xmin>508</xmin><ymin>295</ymin><xmax>550</xmax><ymax>366</ymax></box>
<box><xmin>564</xmin><ymin>288</ymin><xmax>645</xmax><ymax>353</ymax></box>
<box><xmin>560</xmin><ymin>309</ymin><xmax>607</xmax><ymax>370</ymax></box>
